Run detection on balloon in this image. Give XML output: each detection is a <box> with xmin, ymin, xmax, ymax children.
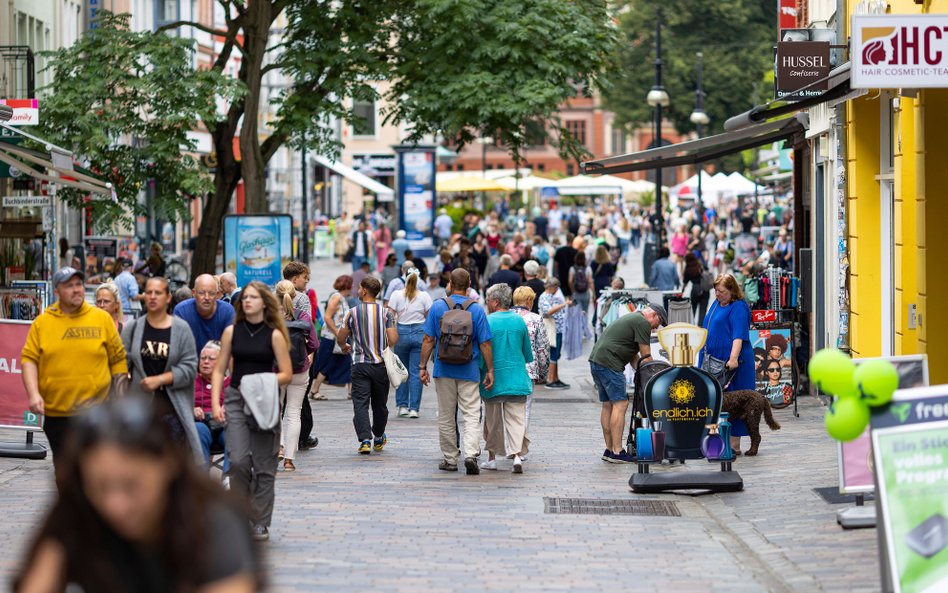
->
<box><xmin>855</xmin><ymin>359</ymin><xmax>900</xmax><ymax>407</ymax></box>
<box><xmin>808</xmin><ymin>348</ymin><xmax>856</xmax><ymax>396</ymax></box>
<box><xmin>825</xmin><ymin>397</ymin><xmax>871</xmax><ymax>442</ymax></box>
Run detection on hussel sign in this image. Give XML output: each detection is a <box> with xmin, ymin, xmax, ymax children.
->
<box><xmin>852</xmin><ymin>15</ymin><xmax>948</xmax><ymax>89</ymax></box>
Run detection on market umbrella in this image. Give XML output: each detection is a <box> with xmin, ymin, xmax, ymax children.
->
<box><xmin>435</xmin><ymin>176</ymin><xmax>508</xmax><ymax>193</ymax></box>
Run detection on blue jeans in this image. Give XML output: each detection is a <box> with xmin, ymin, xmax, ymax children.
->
<box><xmin>619</xmin><ymin>238</ymin><xmax>630</xmax><ymax>257</ymax></box>
<box><xmin>590</xmin><ymin>362</ymin><xmax>627</xmax><ymax>403</ymax></box>
<box><xmin>394</xmin><ymin>323</ymin><xmax>424</xmax><ymax>411</ymax></box>
<box><xmin>195</xmin><ymin>421</ymin><xmax>229</xmax><ymax>472</ymax></box>
<box><xmin>351</xmin><ymin>255</ymin><xmax>368</xmax><ymax>271</ymax></box>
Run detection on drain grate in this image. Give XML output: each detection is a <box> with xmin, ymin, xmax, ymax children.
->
<box><xmin>544</xmin><ymin>497</ymin><xmax>680</xmax><ymax>516</ymax></box>
<box><xmin>813</xmin><ymin>487</ymin><xmax>875</xmax><ymax>505</ymax></box>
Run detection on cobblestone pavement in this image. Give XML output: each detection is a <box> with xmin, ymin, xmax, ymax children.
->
<box><xmin>0</xmin><ymin>250</ymin><xmax>881</xmax><ymax>592</ymax></box>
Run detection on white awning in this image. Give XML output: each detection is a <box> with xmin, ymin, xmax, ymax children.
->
<box><xmin>315</xmin><ymin>154</ymin><xmax>395</xmax><ymax>200</ymax></box>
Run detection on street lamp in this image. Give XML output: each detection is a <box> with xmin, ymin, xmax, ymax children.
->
<box><xmin>647</xmin><ymin>8</ymin><xmax>669</xmax><ymax>248</ymax></box>
<box><xmin>689</xmin><ymin>52</ymin><xmax>710</xmax><ymax>223</ymax></box>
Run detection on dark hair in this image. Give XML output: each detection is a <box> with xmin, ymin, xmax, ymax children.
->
<box><xmin>574</xmin><ymin>251</ymin><xmax>586</xmax><ymax>266</ymax></box>
<box><xmin>765</xmin><ymin>333</ymin><xmax>789</xmax><ymax>354</ymax></box>
<box><xmin>15</xmin><ymin>399</ymin><xmax>261</xmax><ymax>593</ymax></box>
<box><xmin>282</xmin><ymin>261</ymin><xmax>309</xmax><ymax>281</ymax></box>
<box><xmin>658</xmin><ymin>247</ymin><xmax>671</xmax><ymax>259</ymax></box>
<box><xmin>333</xmin><ymin>275</ymin><xmax>353</xmax><ymax>291</ymax></box>
<box><xmin>360</xmin><ymin>276</ymin><xmax>382</xmax><ymax>297</ymax></box>
<box><xmin>404</xmin><ymin>249</ymin><xmax>414</xmax><ymax>258</ymax></box>
<box><xmin>144</xmin><ymin>275</ymin><xmax>170</xmax><ymax>295</ymax></box>
<box><xmin>684</xmin><ymin>253</ymin><xmax>702</xmax><ymax>279</ymax></box>
<box><xmin>386</xmin><ymin>253</ymin><xmax>397</xmax><ymax>262</ymax></box>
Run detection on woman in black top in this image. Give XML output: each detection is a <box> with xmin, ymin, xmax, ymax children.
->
<box><xmin>683</xmin><ymin>252</ymin><xmax>710</xmax><ymax>326</ymax></box>
<box><xmin>211</xmin><ymin>281</ymin><xmax>292</xmax><ymax>542</ymax></box>
<box><xmin>15</xmin><ymin>398</ymin><xmax>261</xmax><ymax>593</ymax></box>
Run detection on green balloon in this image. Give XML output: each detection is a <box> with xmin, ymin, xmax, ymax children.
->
<box><xmin>825</xmin><ymin>397</ymin><xmax>871</xmax><ymax>442</ymax></box>
<box><xmin>855</xmin><ymin>359</ymin><xmax>900</xmax><ymax>407</ymax></box>
<box><xmin>809</xmin><ymin>348</ymin><xmax>855</xmax><ymax>396</ymax></box>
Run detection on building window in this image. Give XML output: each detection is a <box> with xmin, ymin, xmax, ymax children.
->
<box><xmin>537</xmin><ymin>164</ymin><xmax>545</xmax><ymax>172</ymax></box>
<box><xmin>565</xmin><ymin>120</ymin><xmax>586</xmax><ymax>146</ymax></box>
<box><xmin>456</xmin><ymin>164</ymin><xmax>464</xmax><ymax>171</ymax></box>
<box><xmin>611</xmin><ymin>128</ymin><xmax>626</xmax><ymax>155</ymax></box>
<box><xmin>157</xmin><ymin>0</ymin><xmax>178</xmax><ymax>24</ymax></box>
<box><xmin>566</xmin><ymin>163</ymin><xmax>575</xmax><ymax>176</ymax></box>
<box><xmin>352</xmin><ymin>99</ymin><xmax>376</xmax><ymax>137</ymax></box>
<box><xmin>525</xmin><ymin>120</ymin><xmax>546</xmax><ymax>147</ymax></box>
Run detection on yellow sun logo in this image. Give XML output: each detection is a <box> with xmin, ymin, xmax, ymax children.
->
<box><xmin>669</xmin><ymin>379</ymin><xmax>696</xmax><ymax>405</ymax></box>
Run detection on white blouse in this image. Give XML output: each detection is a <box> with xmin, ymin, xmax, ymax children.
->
<box><xmin>388</xmin><ymin>290</ymin><xmax>433</xmax><ymax>325</ymax></box>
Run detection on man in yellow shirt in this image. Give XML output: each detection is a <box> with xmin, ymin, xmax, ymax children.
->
<box><xmin>21</xmin><ymin>267</ymin><xmax>128</xmax><ymax>468</ymax></box>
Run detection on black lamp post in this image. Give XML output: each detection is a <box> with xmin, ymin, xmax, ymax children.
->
<box><xmin>646</xmin><ymin>9</ymin><xmax>669</xmax><ymax>248</ymax></box>
<box><xmin>689</xmin><ymin>51</ymin><xmax>710</xmax><ymax>224</ymax></box>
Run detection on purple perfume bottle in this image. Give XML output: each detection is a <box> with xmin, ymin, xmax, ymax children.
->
<box><xmin>701</xmin><ymin>425</ymin><xmax>726</xmax><ymax>460</ymax></box>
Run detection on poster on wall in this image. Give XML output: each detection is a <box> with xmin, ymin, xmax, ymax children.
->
<box><xmin>0</xmin><ymin>321</ymin><xmax>41</xmax><ymax>430</ymax></box>
<box><xmin>839</xmin><ymin>355</ymin><xmax>929</xmax><ymax>494</ymax></box>
<box><xmin>871</xmin><ymin>385</ymin><xmax>948</xmax><ymax>593</ymax></box>
<box><xmin>750</xmin><ymin>326</ymin><xmax>794</xmax><ymax>407</ymax></box>
<box><xmin>223</xmin><ymin>215</ymin><xmax>293</xmax><ymax>287</ymax></box>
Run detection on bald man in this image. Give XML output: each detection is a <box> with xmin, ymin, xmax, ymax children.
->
<box><xmin>173</xmin><ymin>273</ymin><xmax>236</xmax><ymax>352</ymax></box>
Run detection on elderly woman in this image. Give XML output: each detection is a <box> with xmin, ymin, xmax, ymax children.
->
<box><xmin>480</xmin><ymin>284</ymin><xmax>533</xmax><ymax>474</ymax></box>
<box><xmin>511</xmin><ymin>286</ymin><xmax>550</xmax><ymax>428</ymax></box>
<box><xmin>94</xmin><ymin>282</ymin><xmax>124</xmax><ymax>331</ymax></box>
<box><xmin>700</xmin><ymin>273</ymin><xmax>755</xmax><ymax>455</ymax></box>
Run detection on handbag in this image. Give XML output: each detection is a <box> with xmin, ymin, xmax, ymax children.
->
<box><xmin>543</xmin><ymin>316</ymin><xmax>557</xmax><ymax>344</ymax></box>
<box><xmin>382</xmin><ymin>347</ymin><xmax>408</xmax><ymax>388</ymax></box>
<box><xmin>702</xmin><ymin>354</ymin><xmax>737</xmax><ymax>388</ymax></box>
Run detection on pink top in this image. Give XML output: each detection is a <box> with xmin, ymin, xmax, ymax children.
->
<box><xmin>671</xmin><ymin>233</ymin><xmax>688</xmax><ymax>257</ymax></box>
<box><xmin>194</xmin><ymin>375</ymin><xmax>230</xmax><ymax>413</ymax></box>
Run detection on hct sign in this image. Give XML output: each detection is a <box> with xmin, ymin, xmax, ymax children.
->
<box><xmin>852</xmin><ymin>14</ymin><xmax>948</xmax><ymax>89</ymax></box>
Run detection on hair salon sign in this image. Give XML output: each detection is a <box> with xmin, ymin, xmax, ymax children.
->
<box><xmin>852</xmin><ymin>15</ymin><xmax>948</xmax><ymax>89</ymax></box>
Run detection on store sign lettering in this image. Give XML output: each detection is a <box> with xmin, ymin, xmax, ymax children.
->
<box><xmin>853</xmin><ymin>15</ymin><xmax>948</xmax><ymax>88</ymax></box>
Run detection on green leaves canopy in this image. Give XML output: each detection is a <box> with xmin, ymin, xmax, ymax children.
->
<box><xmin>37</xmin><ymin>12</ymin><xmax>240</xmax><ymax>231</ymax></box>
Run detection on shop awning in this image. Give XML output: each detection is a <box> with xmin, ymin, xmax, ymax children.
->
<box><xmin>436</xmin><ymin>176</ymin><xmax>507</xmax><ymax>193</ymax></box>
<box><xmin>723</xmin><ymin>62</ymin><xmax>855</xmax><ymax>132</ymax></box>
<box><xmin>314</xmin><ymin>154</ymin><xmax>394</xmax><ymax>199</ymax></box>
<box><xmin>582</xmin><ymin>113</ymin><xmax>809</xmax><ymax>176</ymax></box>
<box><xmin>0</xmin><ymin>131</ymin><xmax>112</xmax><ymax>195</ymax></box>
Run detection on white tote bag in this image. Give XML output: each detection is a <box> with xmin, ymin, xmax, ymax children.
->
<box><xmin>382</xmin><ymin>347</ymin><xmax>408</xmax><ymax>388</ymax></box>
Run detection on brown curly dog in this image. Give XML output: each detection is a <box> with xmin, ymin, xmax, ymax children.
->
<box><xmin>722</xmin><ymin>390</ymin><xmax>781</xmax><ymax>456</ymax></box>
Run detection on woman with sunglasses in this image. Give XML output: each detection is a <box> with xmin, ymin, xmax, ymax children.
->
<box><xmin>762</xmin><ymin>361</ymin><xmax>794</xmax><ymax>407</ymax></box>
<box><xmin>121</xmin><ymin>276</ymin><xmax>203</xmax><ymax>465</ymax></box>
<box><xmin>211</xmin><ymin>281</ymin><xmax>293</xmax><ymax>542</ymax></box>
<box><xmin>381</xmin><ymin>252</ymin><xmax>400</xmax><ymax>293</ymax></box>
<box><xmin>15</xmin><ymin>398</ymin><xmax>262</xmax><ymax>593</ymax></box>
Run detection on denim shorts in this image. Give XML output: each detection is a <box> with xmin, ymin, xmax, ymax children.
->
<box><xmin>550</xmin><ymin>332</ymin><xmax>563</xmax><ymax>362</ymax></box>
<box><xmin>590</xmin><ymin>362</ymin><xmax>628</xmax><ymax>403</ymax></box>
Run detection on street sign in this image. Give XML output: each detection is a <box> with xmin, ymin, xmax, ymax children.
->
<box><xmin>2</xmin><ymin>196</ymin><xmax>51</xmax><ymax>208</ymax></box>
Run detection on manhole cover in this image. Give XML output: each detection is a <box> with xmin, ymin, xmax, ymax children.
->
<box><xmin>532</xmin><ymin>398</ymin><xmax>593</xmax><ymax>403</ymax></box>
<box><xmin>544</xmin><ymin>497</ymin><xmax>680</xmax><ymax>516</ymax></box>
<box><xmin>813</xmin><ymin>487</ymin><xmax>875</xmax><ymax>505</ymax></box>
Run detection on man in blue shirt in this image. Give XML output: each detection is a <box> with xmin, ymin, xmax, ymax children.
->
<box><xmin>420</xmin><ymin>268</ymin><xmax>494</xmax><ymax>475</ymax></box>
<box><xmin>391</xmin><ymin>229</ymin><xmax>411</xmax><ymax>265</ymax></box>
<box><xmin>173</xmin><ymin>274</ymin><xmax>236</xmax><ymax>352</ymax></box>
<box><xmin>113</xmin><ymin>258</ymin><xmax>143</xmax><ymax>314</ymax></box>
<box><xmin>648</xmin><ymin>247</ymin><xmax>680</xmax><ymax>291</ymax></box>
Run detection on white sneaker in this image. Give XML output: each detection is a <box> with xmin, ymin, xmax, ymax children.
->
<box><xmin>408</xmin><ymin>410</ymin><xmax>419</xmax><ymax>418</ymax></box>
<box><xmin>397</xmin><ymin>407</ymin><xmax>409</xmax><ymax>417</ymax></box>
<box><xmin>221</xmin><ymin>476</ymin><xmax>231</xmax><ymax>490</ymax></box>
<box><xmin>480</xmin><ymin>459</ymin><xmax>498</xmax><ymax>470</ymax></box>
<box><xmin>512</xmin><ymin>455</ymin><xmax>523</xmax><ymax>474</ymax></box>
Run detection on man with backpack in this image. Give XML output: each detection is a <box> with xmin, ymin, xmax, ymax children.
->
<box><xmin>419</xmin><ymin>268</ymin><xmax>494</xmax><ymax>475</ymax></box>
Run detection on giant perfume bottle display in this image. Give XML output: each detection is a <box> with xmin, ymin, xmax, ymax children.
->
<box><xmin>643</xmin><ymin>323</ymin><xmax>723</xmax><ymax>460</ymax></box>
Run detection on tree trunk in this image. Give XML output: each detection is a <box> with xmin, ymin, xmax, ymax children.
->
<box><xmin>238</xmin><ymin>0</ymin><xmax>273</xmax><ymax>214</ymax></box>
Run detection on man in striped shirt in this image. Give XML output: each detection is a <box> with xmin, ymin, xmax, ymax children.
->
<box><xmin>337</xmin><ymin>276</ymin><xmax>399</xmax><ymax>455</ymax></box>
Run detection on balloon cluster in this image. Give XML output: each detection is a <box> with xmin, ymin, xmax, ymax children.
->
<box><xmin>808</xmin><ymin>349</ymin><xmax>899</xmax><ymax>442</ymax></box>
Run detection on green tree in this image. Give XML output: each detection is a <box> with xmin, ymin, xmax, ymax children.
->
<box><xmin>385</xmin><ymin>0</ymin><xmax>618</xmax><ymax>165</ymax></box>
<box><xmin>36</xmin><ymin>12</ymin><xmax>238</xmax><ymax>231</ymax></box>
<box><xmin>604</xmin><ymin>0</ymin><xmax>776</xmax><ymax>171</ymax></box>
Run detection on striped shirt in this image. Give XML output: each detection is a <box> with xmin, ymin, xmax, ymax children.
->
<box><xmin>343</xmin><ymin>302</ymin><xmax>395</xmax><ymax>364</ymax></box>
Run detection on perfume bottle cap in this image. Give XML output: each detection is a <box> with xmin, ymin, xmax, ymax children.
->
<box><xmin>657</xmin><ymin>323</ymin><xmax>708</xmax><ymax>367</ymax></box>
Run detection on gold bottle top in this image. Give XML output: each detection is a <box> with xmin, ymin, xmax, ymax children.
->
<box><xmin>670</xmin><ymin>333</ymin><xmax>694</xmax><ymax>366</ymax></box>
<box><xmin>657</xmin><ymin>323</ymin><xmax>708</xmax><ymax>367</ymax></box>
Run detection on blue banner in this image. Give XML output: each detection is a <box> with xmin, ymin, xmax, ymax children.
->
<box><xmin>223</xmin><ymin>215</ymin><xmax>293</xmax><ymax>287</ymax></box>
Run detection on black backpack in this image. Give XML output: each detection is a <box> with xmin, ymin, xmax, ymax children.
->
<box><xmin>285</xmin><ymin>320</ymin><xmax>311</xmax><ymax>371</ymax></box>
<box><xmin>573</xmin><ymin>266</ymin><xmax>589</xmax><ymax>293</ymax></box>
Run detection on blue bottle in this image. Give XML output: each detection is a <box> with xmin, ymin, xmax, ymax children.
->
<box><xmin>719</xmin><ymin>412</ymin><xmax>733</xmax><ymax>460</ymax></box>
<box><xmin>636</xmin><ymin>418</ymin><xmax>653</xmax><ymax>461</ymax></box>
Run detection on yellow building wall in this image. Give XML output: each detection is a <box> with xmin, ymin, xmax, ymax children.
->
<box><xmin>918</xmin><ymin>90</ymin><xmax>948</xmax><ymax>382</ymax></box>
<box><xmin>894</xmin><ymin>97</ymin><xmax>918</xmax><ymax>355</ymax></box>
<box><xmin>846</xmin><ymin>96</ymin><xmax>882</xmax><ymax>358</ymax></box>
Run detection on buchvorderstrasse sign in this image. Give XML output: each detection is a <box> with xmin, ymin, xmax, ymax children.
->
<box><xmin>852</xmin><ymin>14</ymin><xmax>948</xmax><ymax>89</ymax></box>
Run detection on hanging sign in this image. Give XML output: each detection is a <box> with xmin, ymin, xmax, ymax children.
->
<box><xmin>852</xmin><ymin>14</ymin><xmax>948</xmax><ymax>89</ymax></box>
<box><xmin>0</xmin><ymin>100</ymin><xmax>38</xmax><ymax>126</ymax></box>
<box><xmin>776</xmin><ymin>41</ymin><xmax>831</xmax><ymax>99</ymax></box>
<box><xmin>871</xmin><ymin>384</ymin><xmax>948</xmax><ymax>593</ymax></box>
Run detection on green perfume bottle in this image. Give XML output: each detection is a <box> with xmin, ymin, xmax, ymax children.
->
<box><xmin>644</xmin><ymin>323</ymin><xmax>723</xmax><ymax>460</ymax></box>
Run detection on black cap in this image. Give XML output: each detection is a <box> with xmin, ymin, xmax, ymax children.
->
<box><xmin>648</xmin><ymin>302</ymin><xmax>668</xmax><ymax>326</ymax></box>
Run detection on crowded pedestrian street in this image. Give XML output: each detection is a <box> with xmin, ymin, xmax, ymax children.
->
<box><xmin>0</xmin><ymin>254</ymin><xmax>878</xmax><ymax>593</ymax></box>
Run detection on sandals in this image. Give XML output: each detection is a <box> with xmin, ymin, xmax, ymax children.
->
<box><xmin>278</xmin><ymin>446</ymin><xmax>285</xmax><ymax>460</ymax></box>
<box><xmin>312</xmin><ymin>392</ymin><xmax>328</xmax><ymax>400</ymax></box>
<box><xmin>283</xmin><ymin>459</ymin><xmax>296</xmax><ymax>472</ymax></box>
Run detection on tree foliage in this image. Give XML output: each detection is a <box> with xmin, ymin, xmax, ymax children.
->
<box><xmin>36</xmin><ymin>12</ymin><xmax>239</xmax><ymax>231</ymax></box>
<box><xmin>604</xmin><ymin>0</ymin><xmax>777</xmax><ymax>170</ymax></box>
<box><xmin>386</xmin><ymin>0</ymin><xmax>618</xmax><ymax>164</ymax></box>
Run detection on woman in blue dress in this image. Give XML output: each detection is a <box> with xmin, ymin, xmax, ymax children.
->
<box><xmin>701</xmin><ymin>273</ymin><xmax>755</xmax><ymax>454</ymax></box>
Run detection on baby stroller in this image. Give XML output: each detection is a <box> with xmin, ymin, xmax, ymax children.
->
<box><xmin>626</xmin><ymin>357</ymin><xmax>671</xmax><ymax>456</ymax></box>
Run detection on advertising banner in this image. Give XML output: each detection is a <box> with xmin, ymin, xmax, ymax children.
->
<box><xmin>0</xmin><ymin>99</ymin><xmax>39</xmax><ymax>126</ymax></box>
<box><xmin>0</xmin><ymin>320</ymin><xmax>41</xmax><ymax>430</ymax></box>
<box><xmin>397</xmin><ymin>150</ymin><xmax>435</xmax><ymax>242</ymax></box>
<box><xmin>750</xmin><ymin>327</ymin><xmax>794</xmax><ymax>407</ymax></box>
<box><xmin>223</xmin><ymin>215</ymin><xmax>293</xmax><ymax>287</ymax></box>
<box><xmin>852</xmin><ymin>14</ymin><xmax>948</xmax><ymax>89</ymax></box>
<box><xmin>872</xmin><ymin>385</ymin><xmax>948</xmax><ymax>593</ymax></box>
<box><xmin>839</xmin><ymin>355</ymin><xmax>929</xmax><ymax>494</ymax></box>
